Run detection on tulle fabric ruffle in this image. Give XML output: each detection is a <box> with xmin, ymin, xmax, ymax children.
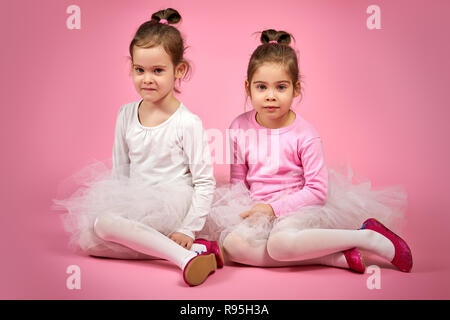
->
<box><xmin>197</xmin><ymin>167</ymin><xmax>407</xmax><ymax>247</ymax></box>
<box><xmin>53</xmin><ymin>160</ymin><xmax>193</xmax><ymax>255</ymax></box>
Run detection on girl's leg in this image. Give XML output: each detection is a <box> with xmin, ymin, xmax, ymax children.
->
<box><xmin>266</xmin><ymin>228</ymin><xmax>395</xmax><ymax>262</ymax></box>
<box><xmin>82</xmin><ymin>233</ymin><xmax>209</xmax><ymax>261</ymax></box>
<box><xmin>223</xmin><ymin>231</ymin><xmax>350</xmax><ymax>269</ymax></box>
<box><xmin>85</xmin><ymin>244</ymin><xmax>159</xmax><ymax>260</ymax></box>
<box><xmin>79</xmin><ymin>230</ymin><xmax>159</xmax><ymax>260</ymax></box>
<box><xmin>93</xmin><ymin>215</ymin><xmax>197</xmax><ymax>270</ymax></box>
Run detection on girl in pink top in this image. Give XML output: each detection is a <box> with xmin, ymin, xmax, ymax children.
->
<box><xmin>199</xmin><ymin>29</ymin><xmax>412</xmax><ymax>273</ymax></box>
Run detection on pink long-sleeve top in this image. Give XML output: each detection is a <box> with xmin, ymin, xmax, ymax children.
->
<box><xmin>229</xmin><ymin>109</ymin><xmax>328</xmax><ymax>216</ymax></box>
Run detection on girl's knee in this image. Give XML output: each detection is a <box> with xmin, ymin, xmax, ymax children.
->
<box><xmin>223</xmin><ymin>232</ymin><xmax>271</xmax><ymax>266</ymax></box>
<box><xmin>223</xmin><ymin>232</ymin><xmax>258</xmax><ymax>263</ymax></box>
<box><xmin>266</xmin><ymin>233</ymin><xmax>287</xmax><ymax>261</ymax></box>
<box><xmin>267</xmin><ymin>231</ymin><xmax>309</xmax><ymax>261</ymax></box>
<box><xmin>93</xmin><ymin>215</ymin><xmax>113</xmax><ymax>240</ymax></box>
<box><xmin>223</xmin><ymin>232</ymin><xmax>244</xmax><ymax>256</ymax></box>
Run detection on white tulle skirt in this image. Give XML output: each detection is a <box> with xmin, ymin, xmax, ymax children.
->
<box><xmin>53</xmin><ymin>161</ymin><xmax>193</xmax><ymax>255</ymax></box>
<box><xmin>197</xmin><ymin>167</ymin><xmax>407</xmax><ymax>247</ymax></box>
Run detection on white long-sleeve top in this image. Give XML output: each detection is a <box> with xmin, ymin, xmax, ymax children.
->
<box><xmin>111</xmin><ymin>100</ymin><xmax>216</xmax><ymax>239</ymax></box>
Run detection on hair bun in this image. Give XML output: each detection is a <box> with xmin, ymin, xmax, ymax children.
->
<box><xmin>260</xmin><ymin>29</ymin><xmax>291</xmax><ymax>45</ymax></box>
<box><xmin>151</xmin><ymin>8</ymin><xmax>181</xmax><ymax>24</ymax></box>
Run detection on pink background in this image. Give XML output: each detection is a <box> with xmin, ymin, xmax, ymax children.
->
<box><xmin>1</xmin><ymin>0</ymin><xmax>450</xmax><ymax>299</ymax></box>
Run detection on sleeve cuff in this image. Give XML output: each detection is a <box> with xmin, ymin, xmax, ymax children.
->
<box><xmin>268</xmin><ymin>201</ymin><xmax>285</xmax><ymax>217</ymax></box>
<box><xmin>175</xmin><ymin>229</ymin><xmax>195</xmax><ymax>240</ymax></box>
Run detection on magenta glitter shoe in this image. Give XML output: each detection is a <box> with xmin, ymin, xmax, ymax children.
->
<box><xmin>183</xmin><ymin>253</ymin><xmax>217</xmax><ymax>286</ymax></box>
<box><xmin>343</xmin><ymin>248</ymin><xmax>366</xmax><ymax>273</ymax></box>
<box><xmin>360</xmin><ymin>218</ymin><xmax>413</xmax><ymax>272</ymax></box>
<box><xmin>194</xmin><ymin>238</ymin><xmax>224</xmax><ymax>268</ymax></box>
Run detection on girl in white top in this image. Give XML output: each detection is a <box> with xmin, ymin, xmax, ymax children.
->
<box><xmin>54</xmin><ymin>8</ymin><xmax>222</xmax><ymax>286</ymax></box>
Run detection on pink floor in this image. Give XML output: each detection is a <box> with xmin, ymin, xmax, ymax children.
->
<box><xmin>2</xmin><ymin>169</ymin><xmax>450</xmax><ymax>300</ymax></box>
<box><xmin>3</xmin><ymin>215</ymin><xmax>450</xmax><ymax>300</ymax></box>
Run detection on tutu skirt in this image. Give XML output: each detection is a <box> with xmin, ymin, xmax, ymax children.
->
<box><xmin>197</xmin><ymin>167</ymin><xmax>407</xmax><ymax>247</ymax></box>
<box><xmin>53</xmin><ymin>161</ymin><xmax>193</xmax><ymax>255</ymax></box>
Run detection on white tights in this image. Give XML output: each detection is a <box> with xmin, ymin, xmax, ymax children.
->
<box><xmin>223</xmin><ymin>228</ymin><xmax>395</xmax><ymax>269</ymax></box>
<box><xmin>88</xmin><ymin>215</ymin><xmax>198</xmax><ymax>270</ymax></box>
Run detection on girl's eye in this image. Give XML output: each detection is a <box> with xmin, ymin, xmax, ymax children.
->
<box><xmin>135</xmin><ymin>67</ymin><xmax>144</xmax><ymax>73</ymax></box>
<box><xmin>256</xmin><ymin>84</ymin><xmax>266</xmax><ymax>90</ymax></box>
<box><xmin>278</xmin><ymin>85</ymin><xmax>287</xmax><ymax>91</ymax></box>
<box><xmin>154</xmin><ymin>68</ymin><xmax>164</xmax><ymax>74</ymax></box>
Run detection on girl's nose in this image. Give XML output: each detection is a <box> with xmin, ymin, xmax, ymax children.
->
<box><xmin>265</xmin><ymin>90</ymin><xmax>276</xmax><ymax>101</ymax></box>
<box><xmin>143</xmin><ymin>73</ymin><xmax>154</xmax><ymax>84</ymax></box>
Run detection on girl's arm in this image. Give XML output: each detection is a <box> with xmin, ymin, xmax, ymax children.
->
<box><xmin>269</xmin><ymin>137</ymin><xmax>328</xmax><ymax>216</ymax></box>
<box><xmin>111</xmin><ymin>106</ymin><xmax>130</xmax><ymax>178</ymax></box>
<box><xmin>176</xmin><ymin>117</ymin><xmax>216</xmax><ymax>239</ymax></box>
<box><xmin>229</xmin><ymin>125</ymin><xmax>249</xmax><ymax>186</ymax></box>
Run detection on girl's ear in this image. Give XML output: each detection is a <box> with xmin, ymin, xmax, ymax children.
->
<box><xmin>129</xmin><ymin>59</ymin><xmax>134</xmax><ymax>75</ymax></box>
<box><xmin>245</xmin><ymin>80</ymin><xmax>251</xmax><ymax>97</ymax></box>
<box><xmin>293</xmin><ymin>80</ymin><xmax>301</xmax><ymax>97</ymax></box>
<box><xmin>175</xmin><ymin>62</ymin><xmax>187</xmax><ymax>79</ymax></box>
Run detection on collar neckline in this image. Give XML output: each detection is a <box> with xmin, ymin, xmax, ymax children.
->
<box><xmin>250</xmin><ymin>109</ymin><xmax>299</xmax><ymax>134</ymax></box>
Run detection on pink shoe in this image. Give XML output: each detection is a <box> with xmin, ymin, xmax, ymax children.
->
<box><xmin>343</xmin><ymin>248</ymin><xmax>366</xmax><ymax>273</ymax></box>
<box><xmin>360</xmin><ymin>218</ymin><xmax>413</xmax><ymax>272</ymax></box>
<box><xmin>194</xmin><ymin>238</ymin><xmax>224</xmax><ymax>268</ymax></box>
<box><xmin>183</xmin><ymin>253</ymin><xmax>217</xmax><ymax>286</ymax></box>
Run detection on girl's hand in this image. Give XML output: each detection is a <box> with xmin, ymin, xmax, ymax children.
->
<box><xmin>239</xmin><ymin>203</ymin><xmax>276</xmax><ymax>221</ymax></box>
<box><xmin>169</xmin><ymin>232</ymin><xmax>194</xmax><ymax>250</ymax></box>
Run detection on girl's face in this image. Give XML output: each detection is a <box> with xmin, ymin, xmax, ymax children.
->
<box><xmin>131</xmin><ymin>45</ymin><xmax>185</xmax><ymax>105</ymax></box>
<box><xmin>246</xmin><ymin>62</ymin><xmax>300</xmax><ymax>126</ymax></box>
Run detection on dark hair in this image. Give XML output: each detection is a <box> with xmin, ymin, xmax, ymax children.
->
<box><xmin>129</xmin><ymin>8</ymin><xmax>190</xmax><ymax>92</ymax></box>
<box><xmin>247</xmin><ymin>29</ymin><xmax>302</xmax><ymax>98</ymax></box>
